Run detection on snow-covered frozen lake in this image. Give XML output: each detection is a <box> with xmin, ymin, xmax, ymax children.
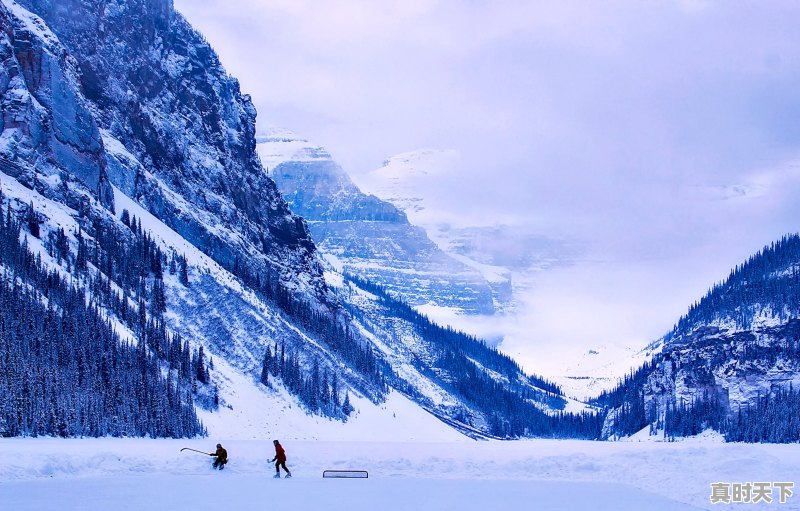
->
<box><xmin>1</xmin><ymin>437</ymin><xmax>797</xmax><ymax>510</ymax></box>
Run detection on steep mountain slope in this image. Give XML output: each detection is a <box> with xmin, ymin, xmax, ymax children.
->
<box><xmin>0</xmin><ymin>0</ymin><xmax>113</xmax><ymax>208</ymax></box>
<box><xmin>0</xmin><ymin>0</ymin><xmax>384</xmax><ymax>437</ymax></box>
<box><xmin>14</xmin><ymin>0</ymin><xmax>323</xmax><ymax>299</ymax></box>
<box><xmin>0</xmin><ymin>0</ymin><xmax>597</xmax><ymax>440</ymax></box>
<box><xmin>257</xmin><ymin>129</ymin><xmax>496</xmax><ymax>316</ymax></box>
<box><xmin>596</xmin><ymin>235</ymin><xmax>800</xmax><ymax>442</ymax></box>
<box><xmin>0</xmin><ymin>0</ymin><xmax>375</xmax><ymax>432</ymax></box>
<box><xmin>0</xmin><ymin>190</ymin><xmax>204</xmax><ymax>438</ymax></box>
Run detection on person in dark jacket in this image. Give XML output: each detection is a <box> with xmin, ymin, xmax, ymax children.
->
<box><xmin>211</xmin><ymin>443</ymin><xmax>228</xmax><ymax>470</ymax></box>
<box><xmin>271</xmin><ymin>439</ymin><xmax>291</xmax><ymax>478</ymax></box>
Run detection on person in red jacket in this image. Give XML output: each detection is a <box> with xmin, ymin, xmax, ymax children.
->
<box><xmin>271</xmin><ymin>439</ymin><xmax>292</xmax><ymax>478</ymax></box>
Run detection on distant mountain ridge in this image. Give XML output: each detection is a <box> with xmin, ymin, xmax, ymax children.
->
<box><xmin>353</xmin><ymin>149</ymin><xmax>581</xmax><ymax>318</ymax></box>
<box><xmin>257</xmin><ymin>128</ymin><xmax>498</xmax><ymax>316</ymax></box>
<box><xmin>258</xmin><ymin>129</ymin><xmax>408</xmax><ymax>223</ymax></box>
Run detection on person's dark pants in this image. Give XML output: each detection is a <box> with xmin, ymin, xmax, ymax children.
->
<box><xmin>213</xmin><ymin>458</ymin><xmax>227</xmax><ymax>469</ymax></box>
<box><xmin>275</xmin><ymin>460</ymin><xmax>290</xmax><ymax>474</ymax></box>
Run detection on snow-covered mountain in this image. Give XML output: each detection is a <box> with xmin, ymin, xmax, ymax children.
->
<box><xmin>3</xmin><ymin>0</ymin><xmax>323</xmax><ymax>299</ymax></box>
<box><xmin>0</xmin><ymin>0</ymin><xmax>592</xmax><ymax>441</ymax></box>
<box><xmin>354</xmin><ymin>150</ymin><xmax>581</xmax><ymax>314</ymax></box>
<box><xmin>597</xmin><ymin>235</ymin><xmax>800</xmax><ymax>441</ymax></box>
<box><xmin>355</xmin><ymin>149</ymin><xmax>459</xmax><ymax>223</ymax></box>
<box><xmin>0</xmin><ymin>0</ymin><xmax>368</xmax><ymax>438</ymax></box>
<box><xmin>257</xmin><ymin>128</ymin><xmax>497</xmax><ymax>316</ymax></box>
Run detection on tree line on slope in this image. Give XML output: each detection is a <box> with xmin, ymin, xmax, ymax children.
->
<box><xmin>0</xmin><ymin>192</ymin><xmax>205</xmax><ymax>437</ymax></box>
<box><xmin>260</xmin><ymin>342</ymin><xmax>355</xmax><ymax>420</ymax></box>
<box><xmin>344</xmin><ymin>273</ymin><xmax>603</xmax><ymax>439</ymax></box>
<box><xmin>667</xmin><ymin>234</ymin><xmax>800</xmax><ymax>338</ymax></box>
<box><xmin>655</xmin><ymin>386</ymin><xmax>800</xmax><ymax>443</ymax></box>
<box><xmin>227</xmin><ymin>244</ymin><xmax>388</xmax><ymax>406</ymax></box>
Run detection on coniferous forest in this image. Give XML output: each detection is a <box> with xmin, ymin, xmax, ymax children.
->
<box><xmin>0</xmin><ymin>192</ymin><xmax>205</xmax><ymax>437</ymax></box>
<box><xmin>597</xmin><ymin>376</ymin><xmax>800</xmax><ymax>443</ymax></box>
<box><xmin>668</xmin><ymin>234</ymin><xmax>800</xmax><ymax>337</ymax></box>
<box><xmin>259</xmin><ymin>341</ymin><xmax>354</xmax><ymax>420</ymax></box>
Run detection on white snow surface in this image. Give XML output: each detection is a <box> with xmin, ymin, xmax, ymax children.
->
<box><xmin>198</xmin><ymin>381</ymin><xmax>466</xmax><ymax>443</ymax></box>
<box><xmin>2</xmin><ymin>437</ymin><xmax>798</xmax><ymax>510</ymax></box>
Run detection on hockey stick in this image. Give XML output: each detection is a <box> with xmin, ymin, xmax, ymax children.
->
<box><xmin>180</xmin><ymin>447</ymin><xmax>213</xmax><ymax>455</ymax></box>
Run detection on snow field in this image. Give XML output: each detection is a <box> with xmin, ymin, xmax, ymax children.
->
<box><xmin>1</xmin><ymin>438</ymin><xmax>797</xmax><ymax>510</ymax></box>
<box><xmin>2</xmin><ymin>475</ymin><xmax>699</xmax><ymax>511</ymax></box>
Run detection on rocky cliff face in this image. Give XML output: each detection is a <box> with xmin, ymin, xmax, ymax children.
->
<box><xmin>13</xmin><ymin>0</ymin><xmax>323</xmax><ymax>295</ymax></box>
<box><xmin>0</xmin><ymin>0</ymin><xmax>377</xmax><ymax>433</ymax></box>
<box><xmin>0</xmin><ymin>0</ymin><xmax>112</xmax><ymax>208</ymax></box>
<box><xmin>258</xmin><ymin>129</ymin><xmax>497</xmax><ymax>315</ymax></box>
<box><xmin>259</xmin><ymin>129</ymin><xmax>407</xmax><ymax>224</ymax></box>
<box><xmin>641</xmin><ymin>323</ymin><xmax>800</xmax><ymax>421</ymax></box>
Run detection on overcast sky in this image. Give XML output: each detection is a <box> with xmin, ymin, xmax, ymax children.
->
<box><xmin>174</xmin><ymin>0</ymin><xmax>800</xmax><ymax>379</ymax></box>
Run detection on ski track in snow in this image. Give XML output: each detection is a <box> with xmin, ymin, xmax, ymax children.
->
<box><xmin>1</xmin><ymin>438</ymin><xmax>797</xmax><ymax>510</ymax></box>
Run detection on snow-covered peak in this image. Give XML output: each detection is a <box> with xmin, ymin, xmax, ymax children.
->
<box><xmin>352</xmin><ymin>148</ymin><xmax>460</xmax><ymax>230</ymax></box>
<box><xmin>256</xmin><ymin>126</ymin><xmax>332</xmax><ymax>173</ymax></box>
<box><xmin>377</xmin><ymin>148</ymin><xmax>460</xmax><ymax>180</ymax></box>
<box><xmin>255</xmin><ymin>126</ymin><xmax>306</xmax><ymax>143</ymax></box>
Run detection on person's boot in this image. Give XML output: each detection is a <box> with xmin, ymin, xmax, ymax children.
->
<box><xmin>274</xmin><ymin>473</ymin><xmax>281</xmax><ymax>478</ymax></box>
<box><xmin>285</xmin><ymin>472</ymin><xmax>292</xmax><ymax>479</ymax></box>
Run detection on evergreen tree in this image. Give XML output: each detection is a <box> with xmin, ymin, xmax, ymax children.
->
<box><xmin>76</xmin><ymin>228</ymin><xmax>86</xmax><ymax>272</ymax></box>
<box><xmin>196</xmin><ymin>347</ymin><xmax>208</xmax><ymax>384</ymax></box>
<box><xmin>151</xmin><ymin>278</ymin><xmax>167</xmax><ymax>317</ymax></box>
<box><xmin>179</xmin><ymin>255</ymin><xmax>189</xmax><ymax>286</ymax></box>
<box><xmin>26</xmin><ymin>202</ymin><xmax>40</xmax><ymax>238</ymax></box>
<box><xmin>260</xmin><ymin>348</ymin><xmax>272</xmax><ymax>386</ymax></box>
<box><xmin>342</xmin><ymin>392</ymin><xmax>353</xmax><ymax>416</ymax></box>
